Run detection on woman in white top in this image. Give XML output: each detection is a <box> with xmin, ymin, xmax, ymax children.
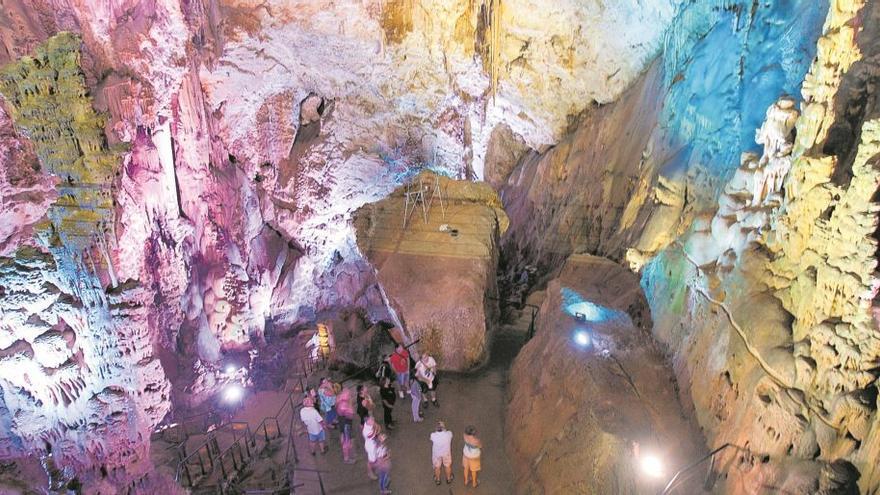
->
<box><xmin>415</xmin><ymin>353</ymin><xmax>439</xmax><ymax>407</ymax></box>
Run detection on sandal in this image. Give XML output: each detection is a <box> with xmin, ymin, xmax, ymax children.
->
<box><xmin>447</xmin><ymin>474</ymin><xmax>454</xmax><ymax>484</ymax></box>
<box><xmin>434</xmin><ymin>478</ymin><xmax>441</xmax><ymax>486</ymax></box>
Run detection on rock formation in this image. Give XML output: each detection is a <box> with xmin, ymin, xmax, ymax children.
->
<box><xmin>639</xmin><ymin>2</ymin><xmax>880</xmax><ymax>492</ymax></box>
<box><xmin>0</xmin><ymin>0</ymin><xmax>876</xmax><ymax>493</ymax></box>
<box><xmin>354</xmin><ymin>172</ymin><xmax>508</xmax><ymax>370</ymax></box>
<box><xmin>499</xmin><ymin>1</ymin><xmax>880</xmax><ymax>493</ymax></box>
<box><xmin>507</xmin><ymin>255</ymin><xmax>703</xmax><ymax>494</ymax></box>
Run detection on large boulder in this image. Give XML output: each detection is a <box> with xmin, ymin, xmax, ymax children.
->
<box><xmin>506</xmin><ymin>254</ymin><xmax>705</xmax><ymax>494</ymax></box>
<box><xmin>353</xmin><ymin>172</ymin><xmax>508</xmax><ymax>371</ymax></box>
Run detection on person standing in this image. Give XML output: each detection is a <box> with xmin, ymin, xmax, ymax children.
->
<box><xmin>299</xmin><ymin>397</ymin><xmax>327</xmax><ymax>455</ymax></box>
<box><xmin>306</xmin><ymin>386</ymin><xmax>320</xmax><ymax>410</ymax></box>
<box><xmin>374</xmin><ymin>433</ymin><xmax>392</xmax><ymax>495</ymax></box>
<box><xmin>415</xmin><ymin>353</ymin><xmax>439</xmax><ymax>407</ymax></box>
<box><xmin>337</xmin><ymin>386</ymin><xmax>356</xmax><ymax>464</ymax></box>
<box><xmin>389</xmin><ymin>344</ymin><xmax>410</xmax><ymax>398</ymax></box>
<box><xmin>357</xmin><ymin>385</ymin><xmax>373</xmax><ymax>425</ymax></box>
<box><xmin>375</xmin><ymin>354</ymin><xmax>394</xmax><ymax>385</ymax></box>
<box><xmin>409</xmin><ymin>378</ymin><xmax>423</xmax><ymax>422</ymax></box>
<box><xmin>379</xmin><ymin>376</ymin><xmax>397</xmax><ymax>430</ymax></box>
<box><xmin>362</xmin><ymin>417</ymin><xmax>379</xmax><ymax>480</ymax></box>
<box><xmin>318</xmin><ymin>378</ymin><xmax>338</xmax><ymax>427</ymax></box>
<box><xmin>430</xmin><ymin>421</ymin><xmax>454</xmax><ymax>485</ymax></box>
<box><xmin>462</xmin><ymin>425</ymin><xmax>482</xmax><ymax>487</ymax></box>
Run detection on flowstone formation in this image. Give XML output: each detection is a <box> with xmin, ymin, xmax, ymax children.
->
<box><xmin>353</xmin><ymin>172</ymin><xmax>508</xmax><ymax>371</ymax></box>
<box><xmin>499</xmin><ymin>0</ymin><xmax>827</xmax><ymax>278</ymax></box>
<box><xmin>0</xmin><ymin>32</ymin><xmax>120</xmax><ymax>255</ymax></box>
<box><xmin>0</xmin><ymin>34</ymin><xmax>170</xmax><ymax>490</ymax></box>
<box><xmin>0</xmin><ymin>249</ymin><xmax>169</xmax><ymax>491</ymax></box>
<box><xmin>640</xmin><ymin>1</ymin><xmax>880</xmax><ymax>492</ymax></box>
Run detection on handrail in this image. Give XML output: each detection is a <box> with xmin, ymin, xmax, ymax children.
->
<box><xmin>172</xmin><ymin>336</ymin><xmax>424</xmax><ymax>492</ymax></box>
<box><xmin>174</xmin><ymin>421</ymin><xmax>251</xmax><ymax>485</ymax></box>
<box><xmin>154</xmin><ymin>409</ymin><xmax>221</xmax><ymax>445</ymax></box>
<box><xmin>235</xmin><ymin>339</ymin><xmax>423</xmax><ymax>494</ymax></box>
<box><xmin>659</xmin><ymin>443</ymin><xmax>736</xmax><ymax>495</ymax></box>
<box><xmin>214</xmin><ymin>426</ymin><xmax>258</xmax><ymax>487</ymax></box>
<box><xmin>488</xmin><ymin>296</ymin><xmax>540</xmax><ymax>340</ymax></box>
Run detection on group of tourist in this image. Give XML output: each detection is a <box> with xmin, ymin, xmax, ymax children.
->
<box><xmin>298</xmin><ymin>344</ymin><xmax>483</xmax><ymax>493</ymax></box>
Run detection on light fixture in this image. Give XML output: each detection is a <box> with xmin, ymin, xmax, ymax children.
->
<box><xmin>640</xmin><ymin>453</ymin><xmax>665</xmax><ymax>478</ymax></box>
<box><xmin>225</xmin><ymin>364</ymin><xmax>238</xmax><ymax>375</ymax></box>
<box><xmin>223</xmin><ymin>384</ymin><xmax>244</xmax><ymax>403</ymax></box>
<box><xmin>574</xmin><ymin>329</ymin><xmax>590</xmax><ymax>347</ymax></box>
<box><xmin>574</xmin><ymin>311</ymin><xmax>587</xmax><ymax>322</ymax></box>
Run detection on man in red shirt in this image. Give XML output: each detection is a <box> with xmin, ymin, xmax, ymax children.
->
<box><xmin>390</xmin><ymin>344</ymin><xmax>411</xmax><ymax>398</ymax></box>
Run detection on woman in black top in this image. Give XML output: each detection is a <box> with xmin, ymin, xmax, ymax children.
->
<box><xmin>356</xmin><ymin>385</ymin><xmax>371</xmax><ymax>425</ymax></box>
<box><xmin>379</xmin><ymin>377</ymin><xmax>397</xmax><ymax>429</ymax></box>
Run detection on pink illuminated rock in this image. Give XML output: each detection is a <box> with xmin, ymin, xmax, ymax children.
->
<box><xmin>0</xmin><ymin>104</ymin><xmax>57</xmax><ymax>256</ymax></box>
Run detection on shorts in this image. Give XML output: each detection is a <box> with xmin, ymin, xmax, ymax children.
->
<box><xmin>432</xmin><ymin>452</ymin><xmax>452</xmax><ymax>469</ymax></box>
<box><xmin>463</xmin><ymin>455</ymin><xmax>481</xmax><ymax>472</ymax></box>
<box><xmin>308</xmin><ymin>430</ymin><xmax>326</xmax><ymax>442</ymax></box>
<box><xmin>396</xmin><ymin>371</ymin><xmax>409</xmax><ymax>385</ymax></box>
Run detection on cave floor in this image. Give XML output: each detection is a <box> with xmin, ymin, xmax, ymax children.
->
<box><xmin>162</xmin><ymin>310</ymin><xmax>531</xmax><ymax>494</ymax></box>
<box><xmin>288</xmin><ymin>321</ymin><xmax>523</xmax><ymax>494</ymax></box>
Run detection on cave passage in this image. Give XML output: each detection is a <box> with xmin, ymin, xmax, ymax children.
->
<box><xmin>0</xmin><ymin>1</ymin><xmax>877</xmax><ymax>495</ymax></box>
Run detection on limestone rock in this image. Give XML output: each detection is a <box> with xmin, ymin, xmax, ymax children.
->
<box><xmin>506</xmin><ymin>255</ymin><xmax>703</xmax><ymax>495</ymax></box>
<box><xmin>483</xmin><ymin>123</ymin><xmax>528</xmax><ymax>190</ymax></box>
<box><xmin>353</xmin><ymin>172</ymin><xmax>507</xmax><ymax>370</ymax></box>
<box><xmin>641</xmin><ymin>2</ymin><xmax>880</xmax><ymax>492</ymax></box>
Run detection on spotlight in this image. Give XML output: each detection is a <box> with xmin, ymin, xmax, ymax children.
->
<box><xmin>223</xmin><ymin>384</ymin><xmax>244</xmax><ymax>403</ymax></box>
<box><xmin>574</xmin><ymin>311</ymin><xmax>587</xmax><ymax>322</ymax></box>
<box><xmin>225</xmin><ymin>364</ymin><xmax>238</xmax><ymax>375</ymax></box>
<box><xmin>639</xmin><ymin>453</ymin><xmax>665</xmax><ymax>478</ymax></box>
<box><xmin>574</xmin><ymin>329</ymin><xmax>590</xmax><ymax>347</ymax></box>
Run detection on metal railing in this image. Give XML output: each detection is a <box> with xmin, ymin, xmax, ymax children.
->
<box><xmin>659</xmin><ymin>443</ymin><xmax>737</xmax><ymax>495</ymax></box>
<box><xmin>243</xmin><ymin>338</ymin><xmax>422</xmax><ymax>494</ymax></box>
<box><xmin>168</xmin><ymin>336</ymin><xmax>423</xmax><ymax>493</ymax></box>
<box><xmin>174</xmin><ymin>421</ymin><xmax>252</xmax><ymax>488</ymax></box>
<box><xmin>488</xmin><ymin>296</ymin><xmax>540</xmax><ymax>340</ymax></box>
<box><xmin>155</xmin><ymin>410</ymin><xmax>221</xmax><ymax>445</ymax></box>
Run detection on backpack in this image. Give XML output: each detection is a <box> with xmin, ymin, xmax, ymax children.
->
<box><xmin>375</xmin><ymin>362</ymin><xmax>388</xmax><ymax>380</ymax></box>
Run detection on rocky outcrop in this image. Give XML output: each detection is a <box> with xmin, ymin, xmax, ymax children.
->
<box><xmin>506</xmin><ymin>255</ymin><xmax>703</xmax><ymax>495</ymax></box>
<box><xmin>0</xmin><ymin>247</ymin><xmax>170</xmax><ymax>486</ymax></box>
<box><xmin>500</xmin><ymin>61</ymin><xmax>667</xmax><ymax>276</ymax></box>
<box><xmin>641</xmin><ymin>2</ymin><xmax>880</xmax><ymax>492</ymax></box>
<box><xmin>354</xmin><ymin>172</ymin><xmax>508</xmax><ymax>370</ymax></box>
<box><xmin>500</xmin><ymin>0</ymin><xmax>828</xmax><ymax>281</ymax></box>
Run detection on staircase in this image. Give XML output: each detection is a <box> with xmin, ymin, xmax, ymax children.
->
<box><xmin>153</xmin><ymin>348</ymin><xmax>339</xmax><ymax>495</ymax></box>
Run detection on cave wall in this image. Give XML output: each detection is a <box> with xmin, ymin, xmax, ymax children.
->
<box><xmin>501</xmin><ymin>0</ymin><xmax>880</xmax><ymax>493</ymax></box>
<box><xmin>500</xmin><ymin>0</ymin><xmax>828</xmax><ymax>276</ymax></box>
<box><xmin>0</xmin><ymin>0</ymin><xmax>682</xmax><ymax>487</ymax></box>
<box><xmin>642</xmin><ymin>1</ymin><xmax>880</xmax><ymax>491</ymax></box>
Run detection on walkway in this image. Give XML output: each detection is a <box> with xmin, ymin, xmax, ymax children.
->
<box><xmin>150</xmin><ymin>308</ymin><xmax>531</xmax><ymax>494</ymax></box>
<box><xmin>290</xmin><ymin>324</ymin><xmax>522</xmax><ymax>494</ymax></box>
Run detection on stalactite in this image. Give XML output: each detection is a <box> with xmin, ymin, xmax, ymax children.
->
<box><xmin>481</xmin><ymin>0</ymin><xmax>503</xmax><ymax>101</ymax></box>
